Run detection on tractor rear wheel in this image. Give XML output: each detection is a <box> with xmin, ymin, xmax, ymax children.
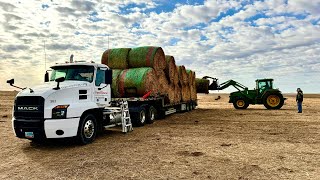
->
<box><xmin>233</xmin><ymin>97</ymin><xmax>249</xmax><ymax>109</ymax></box>
<box><xmin>263</xmin><ymin>92</ymin><xmax>284</xmax><ymax>109</ymax></box>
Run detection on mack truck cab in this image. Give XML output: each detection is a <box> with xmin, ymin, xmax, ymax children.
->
<box><xmin>9</xmin><ymin>62</ymin><xmax>131</xmax><ymax>144</ymax></box>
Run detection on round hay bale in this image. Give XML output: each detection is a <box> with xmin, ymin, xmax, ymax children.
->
<box><xmin>167</xmin><ymin>84</ymin><xmax>175</xmax><ymax>104</ymax></box>
<box><xmin>181</xmin><ymin>84</ymin><xmax>191</xmax><ymax>102</ymax></box>
<box><xmin>101</xmin><ymin>48</ymin><xmax>130</xmax><ymax>69</ymax></box>
<box><xmin>186</xmin><ymin>69</ymin><xmax>195</xmax><ymax>85</ymax></box>
<box><xmin>195</xmin><ymin>78</ymin><xmax>209</xmax><ymax>94</ymax></box>
<box><xmin>128</xmin><ymin>46</ymin><xmax>166</xmax><ymax>70</ymax></box>
<box><xmin>118</xmin><ymin>68</ymin><xmax>157</xmax><ymax>97</ymax></box>
<box><xmin>174</xmin><ymin>85</ymin><xmax>182</xmax><ymax>103</ymax></box>
<box><xmin>156</xmin><ymin>70</ymin><xmax>169</xmax><ymax>95</ymax></box>
<box><xmin>165</xmin><ymin>55</ymin><xmax>178</xmax><ymax>84</ymax></box>
<box><xmin>190</xmin><ymin>84</ymin><xmax>197</xmax><ymax>100</ymax></box>
<box><xmin>177</xmin><ymin>66</ymin><xmax>188</xmax><ymax>85</ymax></box>
<box><xmin>173</xmin><ymin>67</ymin><xmax>179</xmax><ymax>85</ymax></box>
<box><xmin>111</xmin><ymin>69</ymin><xmax>122</xmax><ymax>97</ymax></box>
<box><xmin>192</xmin><ymin>71</ymin><xmax>196</xmax><ymax>85</ymax></box>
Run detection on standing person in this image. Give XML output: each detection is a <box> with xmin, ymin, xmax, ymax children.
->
<box><xmin>296</xmin><ymin>88</ymin><xmax>303</xmax><ymax>113</ymax></box>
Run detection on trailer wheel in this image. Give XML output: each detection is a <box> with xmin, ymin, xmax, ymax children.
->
<box><xmin>146</xmin><ymin>106</ymin><xmax>157</xmax><ymax>124</ymax></box>
<box><xmin>186</xmin><ymin>103</ymin><xmax>190</xmax><ymax>112</ymax></box>
<box><xmin>191</xmin><ymin>102</ymin><xmax>196</xmax><ymax>110</ymax></box>
<box><xmin>132</xmin><ymin>107</ymin><xmax>146</xmax><ymax>127</ymax></box>
<box><xmin>77</xmin><ymin>114</ymin><xmax>97</xmax><ymax>145</ymax></box>
<box><xmin>188</xmin><ymin>103</ymin><xmax>192</xmax><ymax>111</ymax></box>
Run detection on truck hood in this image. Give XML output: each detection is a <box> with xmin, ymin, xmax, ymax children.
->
<box><xmin>18</xmin><ymin>81</ymin><xmax>90</xmax><ymax>98</ymax></box>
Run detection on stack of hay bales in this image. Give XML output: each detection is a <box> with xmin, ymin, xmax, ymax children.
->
<box><xmin>101</xmin><ymin>46</ymin><xmax>197</xmax><ymax>104</ymax></box>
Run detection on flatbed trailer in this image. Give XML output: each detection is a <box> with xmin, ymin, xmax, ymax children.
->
<box><xmin>112</xmin><ymin>96</ymin><xmax>197</xmax><ymax>126</ymax></box>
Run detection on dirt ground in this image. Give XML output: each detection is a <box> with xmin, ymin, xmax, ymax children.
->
<box><xmin>0</xmin><ymin>91</ymin><xmax>320</xmax><ymax>180</ymax></box>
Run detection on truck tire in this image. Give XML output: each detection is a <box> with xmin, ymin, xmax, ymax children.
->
<box><xmin>77</xmin><ymin>114</ymin><xmax>97</xmax><ymax>145</ymax></box>
<box><xmin>186</xmin><ymin>103</ymin><xmax>190</xmax><ymax>112</ymax></box>
<box><xmin>233</xmin><ymin>97</ymin><xmax>249</xmax><ymax>109</ymax></box>
<box><xmin>263</xmin><ymin>92</ymin><xmax>284</xmax><ymax>109</ymax></box>
<box><xmin>146</xmin><ymin>106</ymin><xmax>157</xmax><ymax>124</ymax></box>
<box><xmin>191</xmin><ymin>102</ymin><xmax>196</xmax><ymax>110</ymax></box>
<box><xmin>132</xmin><ymin>107</ymin><xmax>146</xmax><ymax>127</ymax></box>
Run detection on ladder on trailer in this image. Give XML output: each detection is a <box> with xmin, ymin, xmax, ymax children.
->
<box><xmin>121</xmin><ymin>101</ymin><xmax>133</xmax><ymax>133</ymax></box>
<box><xmin>103</xmin><ymin>101</ymin><xmax>133</xmax><ymax>133</ymax></box>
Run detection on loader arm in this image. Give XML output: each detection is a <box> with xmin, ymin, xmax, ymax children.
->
<box><xmin>202</xmin><ymin>76</ymin><xmax>250</xmax><ymax>99</ymax></box>
<box><xmin>218</xmin><ymin>80</ymin><xmax>247</xmax><ymax>91</ymax></box>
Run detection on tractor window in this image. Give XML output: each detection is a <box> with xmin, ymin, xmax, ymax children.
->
<box><xmin>258</xmin><ymin>81</ymin><xmax>271</xmax><ymax>93</ymax></box>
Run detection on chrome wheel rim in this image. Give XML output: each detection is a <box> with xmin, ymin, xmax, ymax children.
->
<box><xmin>84</xmin><ymin>120</ymin><xmax>95</xmax><ymax>139</ymax></box>
<box><xmin>150</xmin><ymin>109</ymin><xmax>155</xmax><ymax>121</ymax></box>
<box><xmin>140</xmin><ymin>111</ymin><xmax>146</xmax><ymax>123</ymax></box>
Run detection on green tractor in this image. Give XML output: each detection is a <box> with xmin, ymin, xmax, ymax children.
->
<box><xmin>203</xmin><ymin>76</ymin><xmax>285</xmax><ymax>109</ymax></box>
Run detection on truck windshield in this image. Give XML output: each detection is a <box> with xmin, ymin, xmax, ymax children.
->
<box><xmin>50</xmin><ymin>65</ymin><xmax>94</xmax><ymax>82</ymax></box>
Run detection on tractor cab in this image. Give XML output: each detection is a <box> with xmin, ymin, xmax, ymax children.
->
<box><xmin>256</xmin><ymin>78</ymin><xmax>274</xmax><ymax>95</ymax></box>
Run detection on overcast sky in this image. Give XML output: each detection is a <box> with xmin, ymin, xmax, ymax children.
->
<box><xmin>0</xmin><ymin>0</ymin><xmax>319</xmax><ymax>93</ymax></box>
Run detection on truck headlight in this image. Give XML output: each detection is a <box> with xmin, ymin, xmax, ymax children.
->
<box><xmin>52</xmin><ymin>105</ymin><xmax>69</xmax><ymax>119</ymax></box>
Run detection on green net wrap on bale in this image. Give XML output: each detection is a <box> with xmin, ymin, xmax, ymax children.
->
<box><xmin>195</xmin><ymin>78</ymin><xmax>209</xmax><ymax>94</ymax></box>
<box><xmin>101</xmin><ymin>48</ymin><xmax>130</xmax><ymax>69</ymax></box>
<box><xmin>111</xmin><ymin>69</ymin><xmax>122</xmax><ymax>97</ymax></box>
<box><xmin>165</xmin><ymin>55</ymin><xmax>178</xmax><ymax>84</ymax></box>
<box><xmin>128</xmin><ymin>46</ymin><xmax>166</xmax><ymax>71</ymax></box>
<box><xmin>118</xmin><ymin>68</ymin><xmax>157</xmax><ymax>97</ymax></box>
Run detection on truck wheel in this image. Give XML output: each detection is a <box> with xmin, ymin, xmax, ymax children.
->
<box><xmin>233</xmin><ymin>97</ymin><xmax>249</xmax><ymax>109</ymax></box>
<box><xmin>186</xmin><ymin>103</ymin><xmax>190</xmax><ymax>112</ymax></box>
<box><xmin>132</xmin><ymin>107</ymin><xmax>146</xmax><ymax>127</ymax></box>
<box><xmin>263</xmin><ymin>92</ymin><xmax>284</xmax><ymax>109</ymax></box>
<box><xmin>146</xmin><ymin>106</ymin><xmax>157</xmax><ymax>124</ymax></box>
<box><xmin>190</xmin><ymin>102</ymin><xmax>194</xmax><ymax>110</ymax></box>
<box><xmin>77</xmin><ymin>114</ymin><xmax>97</xmax><ymax>145</ymax></box>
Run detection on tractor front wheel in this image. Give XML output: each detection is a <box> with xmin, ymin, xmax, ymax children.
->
<box><xmin>233</xmin><ymin>97</ymin><xmax>249</xmax><ymax>109</ymax></box>
<box><xmin>263</xmin><ymin>93</ymin><xmax>284</xmax><ymax>109</ymax></box>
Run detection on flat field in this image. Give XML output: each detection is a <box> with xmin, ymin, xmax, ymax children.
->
<box><xmin>0</xmin><ymin>91</ymin><xmax>320</xmax><ymax>179</ymax></box>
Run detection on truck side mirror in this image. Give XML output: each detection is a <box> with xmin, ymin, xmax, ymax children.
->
<box><xmin>53</xmin><ymin>77</ymin><xmax>65</xmax><ymax>90</ymax></box>
<box><xmin>105</xmin><ymin>69</ymin><xmax>112</xmax><ymax>84</ymax></box>
<box><xmin>44</xmin><ymin>71</ymin><xmax>49</xmax><ymax>82</ymax></box>
<box><xmin>7</xmin><ymin>79</ymin><xmax>14</xmax><ymax>85</ymax></box>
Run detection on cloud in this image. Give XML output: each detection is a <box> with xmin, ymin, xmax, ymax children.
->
<box><xmin>0</xmin><ymin>2</ymin><xmax>16</xmax><ymax>12</ymax></box>
<box><xmin>2</xmin><ymin>45</ymin><xmax>29</xmax><ymax>52</ymax></box>
<box><xmin>46</xmin><ymin>43</ymin><xmax>85</xmax><ymax>51</ymax></box>
<box><xmin>0</xmin><ymin>0</ymin><xmax>319</xmax><ymax>93</ymax></box>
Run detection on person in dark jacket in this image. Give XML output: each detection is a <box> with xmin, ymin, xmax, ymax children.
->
<box><xmin>296</xmin><ymin>88</ymin><xmax>303</xmax><ymax>113</ymax></box>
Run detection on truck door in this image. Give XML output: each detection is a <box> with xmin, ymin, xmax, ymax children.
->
<box><xmin>94</xmin><ymin>67</ymin><xmax>111</xmax><ymax>107</ymax></box>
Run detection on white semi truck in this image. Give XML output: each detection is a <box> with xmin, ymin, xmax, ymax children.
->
<box><xmin>7</xmin><ymin>61</ymin><xmax>197</xmax><ymax>144</ymax></box>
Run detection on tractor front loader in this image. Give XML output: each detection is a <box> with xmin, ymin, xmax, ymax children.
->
<box><xmin>203</xmin><ymin>76</ymin><xmax>285</xmax><ymax>109</ymax></box>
